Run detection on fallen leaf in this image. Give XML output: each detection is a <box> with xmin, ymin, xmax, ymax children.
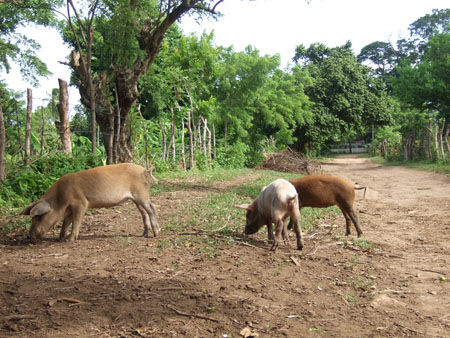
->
<box><xmin>240</xmin><ymin>326</ymin><xmax>259</xmax><ymax>337</ymax></box>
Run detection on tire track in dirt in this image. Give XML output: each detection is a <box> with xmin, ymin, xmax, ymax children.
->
<box><xmin>322</xmin><ymin>155</ymin><xmax>450</xmax><ymax>336</ymax></box>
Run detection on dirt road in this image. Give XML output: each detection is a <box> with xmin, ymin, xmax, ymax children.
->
<box><xmin>1</xmin><ymin>155</ymin><xmax>449</xmax><ymax>337</ymax></box>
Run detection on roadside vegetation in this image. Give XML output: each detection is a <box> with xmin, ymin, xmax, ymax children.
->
<box><xmin>1</xmin><ymin>3</ymin><xmax>449</xmax><ymax>229</ymax></box>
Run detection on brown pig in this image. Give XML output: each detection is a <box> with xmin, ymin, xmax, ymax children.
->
<box><xmin>236</xmin><ymin>178</ymin><xmax>303</xmax><ymax>252</ymax></box>
<box><xmin>20</xmin><ymin>163</ymin><xmax>159</xmax><ymax>242</ymax></box>
<box><xmin>288</xmin><ymin>174</ymin><xmax>363</xmax><ymax>237</ymax></box>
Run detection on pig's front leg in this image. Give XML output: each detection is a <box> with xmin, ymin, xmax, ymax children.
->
<box><xmin>66</xmin><ymin>203</ymin><xmax>87</xmax><ymax>241</ymax></box>
<box><xmin>59</xmin><ymin>215</ymin><xmax>72</xmax><ymax>241</ymax></box>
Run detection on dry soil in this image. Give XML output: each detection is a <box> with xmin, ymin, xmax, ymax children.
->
<box><xmin>1</xmin><ymin>155</ymin><xmax>449</xmax><ymax>337</ymax></box>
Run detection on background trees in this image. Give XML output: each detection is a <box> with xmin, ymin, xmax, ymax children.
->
<box><xmin>359</xmin><ymin>8</ymin><xmax>450</xmax><ymax>161</ymax></box>
<box><xmin>0</xmin><ymin>2</ymin><xmax>449</xmax><ymax>199</ymax></box>
<box><xmin>293</xmin><ymin>42</ymin><xmax>392</xmax><ymax>155</ymax></box>
<box><xmin>62</xmin><ymin>0</ymin><xmax>225</xmax><ymax>164</ymax></box>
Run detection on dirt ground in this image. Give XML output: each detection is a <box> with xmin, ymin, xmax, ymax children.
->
<box><xmin>1</xmin><ymin>155</ymin><xmax>449</xmax><ymax>337</ymax></box>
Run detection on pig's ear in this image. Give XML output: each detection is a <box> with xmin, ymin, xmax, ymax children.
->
<box><xmin>20</xmin><ymin>202</ymin><xmax>38</xmax><ymax>215</ymax></box>
<box><xmin>29</xmin><ymin>201</ymin><xmax>52</xmax><ymax>217</ymax></box>
<box><xmin>235</xmin><ymin>203</ymin><xmax>256</xmax><ymax>211</ymax></box>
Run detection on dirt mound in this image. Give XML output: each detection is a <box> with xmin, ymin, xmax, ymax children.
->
<box><xmin>257</xmin><ymin>149</ymin><xmax>321</xmax><ymax>174</ymax></box>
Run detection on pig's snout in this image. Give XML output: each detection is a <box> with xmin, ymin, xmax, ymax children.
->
<box><xmin>243</xmin><ymin>226</ymin><xmax>257</xmax><ymax>235</ymax></box>
<box><xmin>29</xmin><ymin>227</ymin><xmax>44</xmax><ymax>242</ymax></box>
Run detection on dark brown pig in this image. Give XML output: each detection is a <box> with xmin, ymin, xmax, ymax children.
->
<box><xmin>20</xmin><ymin>163</ymin><xmax>159</xmax><ymax>242</ymax></box>
<box><xmin>288</xmin><ymin>174</ymin><xmax>364</xmax><ymax>237</ymax></box>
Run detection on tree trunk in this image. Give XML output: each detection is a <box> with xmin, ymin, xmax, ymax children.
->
<box><xmin>426</xmin><ymin>120</ymin><xmax>432</xmax><ymax>160</ymax></box>
<box><xmin>25</xmin><ymin>88</ymin><xmax>32</xmax><ymax>164</ymax></box>
<box><xmin>170</xmin><ymin>107</ymin><xmax>176</xmax><ymax>162</ymax></box>
<box><xmin>160</xmin><ymin>122</ymin><xmax>166</xmax><ymax>161</ymax></box>
<box><xmin>14</xmin><ymin>103</ymin><xmax>23</xmax><ymax>161</ymax></box>
<box><xmin>56</xmin><ymin>78</ymin><xmax>72</xmax><ymax>154</ymax></box>
<box><xmin>439</xmin><ymin>118</ymin><xmax>446</xmax><ymax>160</ymax></box>
<box><xmin>434</xmin><ymin>122</ymin><xmax>441</xmax><ymax>161</ymax></box>
<box><xmin>212</xmin><ymin>123</ymin><xmax>216</xmax><ymax>159</ymax></box>
<box><xmin>445</xmin><ymin>122</ymin><xmax>450</xmax><ymax>161</ymax></box>
<box><xmin>202</xmin><ymin>117</ymin><xmax>207</xmax><ymax>157</ymax></box>
<box><xmin>113</xmin><ymin>85</ymin><xmax>121</xmax><ymax>164</ymax></box>
<box><xmin>0</xmin><ymin>95</ymin><xmax>6</xmax><ymax>181</ymax></box>
<box><xmin>187</xmin><ymin>111</ymin><xmax>194</xmax><ymax>170</ymax></box>
<box><xmin>206</xmin><ymin>121</ymin><xmax>212</xmax><ymax>164</ymax></box>
<box><xmin>40</xmin><ymin>107</ymin><xmax>45</xmax><ymax>156</ymax></box>
<box><xmin>185</xmin><ymin>84</ymin><xmax>197</xmax><ymax>153</ymax></box>
<box><xmin>181</xmin><ymin>116</ymin><xmax>186</xmax><ymax>171</ymax></box>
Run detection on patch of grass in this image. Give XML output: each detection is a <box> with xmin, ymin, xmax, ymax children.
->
<box><xmin>352</xmin><ymin>239</ymin><xmax>373</xmax><ymax>250</ymax></box>
<box><xmin>371</xmin><ymin>157</ymin><xmax>450</xmax><ymax>175</ymax></box>
<box><xmin>300</xmin><ymin>206</ymin><xmax>340</xmax><ymax>233</ymax></box>
<box><xmin>350</xmin><ymin>277</ymin><xmax>374</xmax><ymax>288</ymax></box>
<box><xmin>344</xmin><ymin>256</ymin><xmax>363</xmax><ymax>271</ymax></box>
<box><xmin>152</xmin><ymin>167</ymin><xmax>344</xmax><ymax>255</ymax></box>
<box><xmin>345</xmin><ymin>295</ymin><xmax>359</xmax><ymax>303</ymax></box>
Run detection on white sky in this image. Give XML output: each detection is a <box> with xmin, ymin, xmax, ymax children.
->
<box><xmin>2</xmin><ymin>0</ymin><xmax>449</xmax><ymax>112</ymax></box>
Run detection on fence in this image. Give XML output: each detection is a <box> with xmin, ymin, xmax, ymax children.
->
<box><xmin>329</xmin><ymin>143</ymin><xmax>371</xmax><ymax>154</ymax></box>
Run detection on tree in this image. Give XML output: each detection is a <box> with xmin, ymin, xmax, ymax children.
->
<box><xmin>138</xmin><ymin>29</ymin><xmax>220</xmax><ymax>168</ymax></box>
<box><xmin>56</xmin><ymin>78</ymin><xmax>72</xmax><ymax>154</ymax></box>
<box><xmin>357</xmin><ymin>41</ymin><xmax>398</xmax><ymax>82</ymax></box>
<box><xmin>0</xmin><ymin>90</ymin><xmax>5</xmax><ymax>181</ymax></box>
<box><xmin>65</xmin><ymin>0</ymin><xmax>99</xmax><ymax>156</ymax></box>
<box><xmin>0</xmin><ymin>0</ymin><xmax>62</xmax><ymax>84</ymax></box>
<box><xmin>248</xmin><ymin>65</ymin><xmax>312</xmax><ymax>150</ymax></box>
<box><xmin>62</xmin><ymin>0</ymin><xmax>224</xmax><ymax>163</ymax></box>
<box><xmin>293</xmin><ymin>42</ymin><xmax>391</xmax><ymax>154</ymax></box>
<box><xmin>393</xmin><ymin>33</ymin><xmax>450</xmax><ymax>161</ymax></box>
<box><xmin>213</xmin><ymin>46</ymin><xmax>280</xmax><ymax>144</ymax></box>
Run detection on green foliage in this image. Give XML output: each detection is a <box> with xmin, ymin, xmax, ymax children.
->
<box><xmin>215</xmin><ymin>141</ymin><xmax>249</xmax><ymax>169</ymax></box>
<box><xmin>0</xmin><ymin>153</ymin><xmax>103</xmax><ymax>210</ymax></box>
<box><xmin>372</xmin><ymin>156</ymin><xmax>450</xmax><ymax>175</ymax></box>
<box><xmin>0</xmin><ymin>0</ymin><xmax>62</xmax><ymax>84</ymax></box>
<box><xmin>293</xmin><ymin>41</ymin><xmax>392</xmax><ymax>154</ymax></box>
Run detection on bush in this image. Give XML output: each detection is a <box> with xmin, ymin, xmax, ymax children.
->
<box><xmin>215</xmin><ymin>141</ymin><xmax>249</xmax><ymax>169</ymax></box>
<box><xmin>0</xmin><ymin>153</ymin><xmax>104</xmax><ymax>210</ymax></box>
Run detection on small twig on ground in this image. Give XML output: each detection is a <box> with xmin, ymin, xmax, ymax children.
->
<box><xmin>439</xmin><ymin>313</ymin><xmax>450</xmax><ymax>320</ymax></box>
<box><xmin>235</xmin><ymin>240</ymin><xmax>265</xmax><ymax>250</ymax></box>
<box><xmin>156</xmin><ymin>287</ymin><xmax>183</xmax><ymax>291</ymax></box>
<box><xmin>384</xmin><ymin>288</ymin><xmax>416</xmax><ymax>295</ymax></box>
<box><xmin>416</xmin><ymin>268</ymin><xmax>446</xmax><ymax>275</ymax></box>
<box><xmin>48</xmin><ymin>297</ymin><xmax>87</xmax><ymax>307</ymax></box>
<box><xmin>0</xmin><ymin>314</ymin><xmax>35</xmax><ymax>322</ymax></box>
<box><xmin>167</xmin><ymin>304</ymin><xmax>219</xmax><ymax>322</ymax></box>
<box><xmin>394</xmin><ymin>322</ymin><xmax>421</xmax><ymax>334</ymax></box>
<box><xmin>297</xmin><ymin>227</ymin><xmax>334</xmax><ymax>257</ymax></box>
